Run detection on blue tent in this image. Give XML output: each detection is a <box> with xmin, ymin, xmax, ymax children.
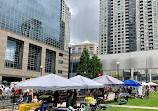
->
<box><xmin>123</xmin><ymin>80</ymin><xmax>141</xmax><ymax>86</ymax></box>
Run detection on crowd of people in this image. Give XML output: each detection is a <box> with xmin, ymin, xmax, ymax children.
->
<box><xmin>0</xmin><ymin>87</ymin><xmax>12</xmax><ymax>100</ymax></box>
<box><xmin>0</xmin><ymin>85</ymin><xmax>157</xmax><ymax>110</ymax></box>
<box><xmin>2</xmin><ymin>89</ymin><xmax>78</xmax><ymax>108</ymax></box>
<box><xmin>0</xmin><ymin>87</ymin><xmax>78</xmax><ymax>108</ymax></box>
<box><xmin>114</xmin><ymin>86</ymin><xmax>151</xmax><ymax>100</ymax></box>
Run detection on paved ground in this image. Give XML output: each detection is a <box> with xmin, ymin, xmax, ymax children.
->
<box><xmin>0</xmin><ymin>109</ymin><xmax>18</xmax><ymax>111</ymax></box>
<box><xmin>109</xmin><ymin>105</ymin><xmax>158</xmax><ymax>110</ymax></box>
<box><xmin>104</xmin><ymin>93</ymin><xmax>115</xmax><ymax>101</ymax></box>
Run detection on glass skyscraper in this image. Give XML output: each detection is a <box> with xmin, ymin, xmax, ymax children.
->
<box><xmin>0</xmin><ymin>0</ymin><xmax>62</xmax><ymax>48</ymax></box>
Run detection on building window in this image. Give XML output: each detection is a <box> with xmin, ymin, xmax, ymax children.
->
<box><xmin>5</xmin><ymin>37</ymin><xmax>23</xmax><ymax>69</ymax></box>
<box><xmin>58</xmin><ymin>70</ymin><xmax>62</xmax><ymax>74</ymax></box>
<box><xmin>59</xmin><ymin>53</ymin><xmax>63</xmax><ymax>57</ymax></box>
<box><xmin>58</xmin><ymin>60</ymin><xmax>63</xmax><ymax>64</ymax></box>
<box><xmin>45</xmin><ymin>49</ymin><xmax>56</xmax><ymax>73</ymax></box>
<box><xmin>27</xmin><ymin>44</ymin><xmax>41</xmax><ymax>72</ymax></box>
<box><xmin>152</xmin><ymin>75</ymin><xmax>158</xmax><ymax>80</ymax></box>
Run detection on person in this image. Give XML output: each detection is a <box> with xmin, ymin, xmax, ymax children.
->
<box><xmin>18</xmin><ymin>94</ymin><xmax>23</xmax><ymax>106</ymax></box>
<box><xmin>146</xmin><ymin>86</ymin><xmax>149</xmax><ymax>99</ymax></box>
<box><xmin>128</xmin><ymin>87</ymin><xmax>132</xmax><ymax>97</ymax></box>
<box><xmin>12</xmin><ymin>88</ymin><xmax>16</xmax><ymax>103</ymax></box>
<box><xmin>6</xmin><ymin>87</ymin><xmax>12</xmax><ymax>99</ymax></box>
<box><xmin>0</xmin><ymin>88</ymin><xmax>2</xmax><ymax>95</ymax></box>
<box><xmin>72</xmin><ymin>89</ymin><xmax>77</xmax><ymax>108</ymax></box>
<box><xmin>28</xmin><ymin>90</ymin><xmax>33</xmax><ymax>103</ymax></box>
<box><xmin>67</xmin><ymin>90</ymin><xmax>72</xmax><ymax>107</ymax></box>
<box><xmin>15</xmin><ymin>89</ymin><xmax>19</xmax><ymax>95</ymax></box>
<box><xmin>54</xmin><ymin>91</ymin><xmax>59</xmax><ymax>107</ymax></box>
<box><xmin>123</xmin><ymin>87</ymin><xmax>126</xmax><ymax>92</ymax></box>
<box><xmin>117</xmin><ymin>87</ymin><xmax>121</xmax><ymax>99</ymax></box>
<box><xmin>106</xmin><ymin>87</ymin><xmax>110</xmax><ymax>100</ymax></box>
<box><xmin>47</xmin><ymin>96</ymin><xmax>53</xmax><ymax>109</ymax></box>
<box><xmin>2</xmin><ymin>88</ymin><xmax>6</xmax><ymax>100</ymax></box>
<box><xmin>99</xmin><ymin>88</ymin><xmax>105</xmax><ymax>99</ymax></box>
<box><xmin>47</xmin><ymin>96</ymin><xmax>53</xmax><ymax>103</ymax></box>
<box><xmin>19</xmin><ymin>89</ymin><xmax>22</xmax><ymax>95</ymax></box>
<box><xmin>138</xmin><ymin>86</ymin><xmax>143</xmax><ymax>98</ymax></box>
<box><xmin>32</xmin><ymin>96</ymin><xmax>39</xmax><ymax>103</ymax></box>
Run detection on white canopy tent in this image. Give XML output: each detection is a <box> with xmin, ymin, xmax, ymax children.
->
<box><xmin>15</xmin><ymin>74</ymin><xmax>83</xmax><ymax>90</ymax></box>
<box><xmin>93</xmin><ymin>75</ymin><xmax>124</xmax><ymax>86</ymax></box>
<box><xmin>148</xmin><ymin>82</ymin><xmax>158</xmax><ymax>86</ymax></box>
<box><xmin>70</xmin><ymin>75</ymin><xmax>104</xmax><ymax>89</ymax></box>
<box><xmin>141</xmin><ymin>82</ymin><xmax>150</xmax><ymax>86</ymax></box>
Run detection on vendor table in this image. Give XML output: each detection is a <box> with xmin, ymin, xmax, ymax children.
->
<box><xmin>19</xmin><ymin>103</ymin><xmax>42</xmax><ymax>111</ymax></box>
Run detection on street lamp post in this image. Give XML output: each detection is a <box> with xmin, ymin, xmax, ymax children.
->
<box><xmin>66</xmin><ymin>43</ymin><xmax>73</xmax><ymax>108</ymax></box>
<box><xmin>116</xmin><ymin>62</ymin><xmax>119</xmax><ymax>80</ymax></box>
<box><xmin>145</xmin><ymin>59</ymin><xmax>148</xmax><ymax>83</ymax></box>
<box><xmin>146</xmin><ymin>69</ymin><xmax>148</xmax><ymax>83</ymax></box>
<box><xmin>40</xmin><ymin>66</ymin><xmax>43</xmax><ymax>76</ymax></box>
<box><xmin>68</xmin><ymin>43</ymin><xmax>73</xmax><ymax>79</ymax></box>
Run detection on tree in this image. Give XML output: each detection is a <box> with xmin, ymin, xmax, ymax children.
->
<box><xmin>76</xmin><ymin>49</ymin><xmax>102</xmax><ymax>79</ymax></box>
<box><xmin>88</xmin><ymin>55</ymin><xmax>102</xmax><ymax>79</ymax></box>
<box><xmin>76</xmin><ymin>49</ymin><xmax>90</xmax><ymax>77</ymax></box>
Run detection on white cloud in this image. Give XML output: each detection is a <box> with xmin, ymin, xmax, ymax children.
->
<box><xmin>64</xmin><ymin>0</ymin><xmax>99</xmax><ymax>45</ymax></box>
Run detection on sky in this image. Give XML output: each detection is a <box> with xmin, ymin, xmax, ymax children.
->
<box><xmin>64</xmin><ymin>0</ymin><xmax>99</xmax><ymax>45</ymax></box>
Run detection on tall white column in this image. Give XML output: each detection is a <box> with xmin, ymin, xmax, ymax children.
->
<box><xmin>0</xmin><ymin>76</ymin><xmax>2</xmax><ymax>84</ymax></box>
<box><xmin>135</xmin><ymin>76</ymin><xmax>138</xmax><ymax>81</ymax></box>
<box><xmin>150</xmin><ymin>69</ymin><xmax>152</xmax><ymax>82</ymax></box>
<box><xmin>131</xmin><ymin>68</ymin><xmax>134</xmax><ymax>80</ymax></box>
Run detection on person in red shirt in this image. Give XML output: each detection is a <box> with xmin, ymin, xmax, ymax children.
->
<box><xmin>15</xmin><ymin>89</ymin><xmax>19</xmax><ymax>95</ymax></box>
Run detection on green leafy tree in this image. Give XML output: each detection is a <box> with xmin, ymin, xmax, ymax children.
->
<box><xmin>76</xmin><ymin>49</ymin><xmax>90</xmax><ymax>77</ymax></box>
<box><xmin>77</xmin><ymin>49</ymin><xmax>102</xmax><ymax>79</ymax></box>
<box><xmin>88</xmin><ymin>55</ymin><xmax>102</xmax><ymax>79</ymax></box>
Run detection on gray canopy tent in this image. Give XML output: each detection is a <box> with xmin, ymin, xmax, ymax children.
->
<box><xmin>70</xmin><ymin>75</ymin><xmax>104</xmax><ymax>89</ymax></box>
<box><xmin>15</xmin><ymin>74</ymin><xmax>83</xmax><ymax>90</ymax></box>
<box><xmin>93</xmin><ymin>75</ymin><xmax>124</xmax><ymax>86</ymax></box>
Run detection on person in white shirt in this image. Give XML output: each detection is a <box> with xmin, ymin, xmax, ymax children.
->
<box><xmin>2</xmin><ymin>88</ymin><xmax>6</xmax><ymax>100</ymax></box>
<box><xmin>6</xmin><ymin>87</ymin><xmax>12</xmax><ymax>99</ymax></box>
<box><xmin>32</xmin><ymin>96</ymin><xmax>39</xmax><ymax>103</ymax></box>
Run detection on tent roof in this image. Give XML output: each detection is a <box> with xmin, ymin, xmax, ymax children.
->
<box><xmin>93</xmin><ymin>75</ymin><xmax>124</xmax><ymax>86</ymax></box>
<box><xmin>124</xmin><ymin>79</ymin><xmax>141</xmax><ymax>86</ymax></box>
<box><xmin>70</xmin><ymin>75</ymin><xmax>103</xmax><ymax>89</ymax></box>
<box><xmin>15</xmin><ymin>74</ymin><xmax>83</xmax><ymax>90</ymax></box>
<box><xmin>141</xmin><ymin>82</ymin><xmax>150</xmax><ymax>86</ymax></box>
<box><xmin>149</xmin><ymin>82</ymin><xmax>158</xmax><ymax>86</ymax></box>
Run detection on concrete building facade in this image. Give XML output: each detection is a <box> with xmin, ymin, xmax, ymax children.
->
<box><xmin>72</xmin><ymin>40</ymin><xmax>98</xmax><ymax>56</ymax></box>
<box><xmin>70</xmin><ymin>40</ymin><xmax>99</xmax><ymax>77</ymax></box>
<box><xmin>0</xmin><ymin>28</ymin><xmax>68</xmax><ymax>84</ymax></box>
<box><xmin>98</xmin><ymin>50</ymin><xmax>158</xmax><ymax>83</ymax></box>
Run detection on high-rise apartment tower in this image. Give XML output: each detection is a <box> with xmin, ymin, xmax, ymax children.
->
<box><xmin>99</xmin><ymin>0</ymin><xmax>137</xmax><ymax>55</ymax></box>
<box><xmin>99</xmin><ymin>0</ymin><xmax>158</xmax><ymax>55</ymax></box>
<box><xmin>137</xmin><ymin>0</ymin><xmax>158</xmax><ymax>51</ymax></box>
<box><xmin>61</xmin><ymin>0</ymin><xmax>71</xmax><ymax>51</ymax></box>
